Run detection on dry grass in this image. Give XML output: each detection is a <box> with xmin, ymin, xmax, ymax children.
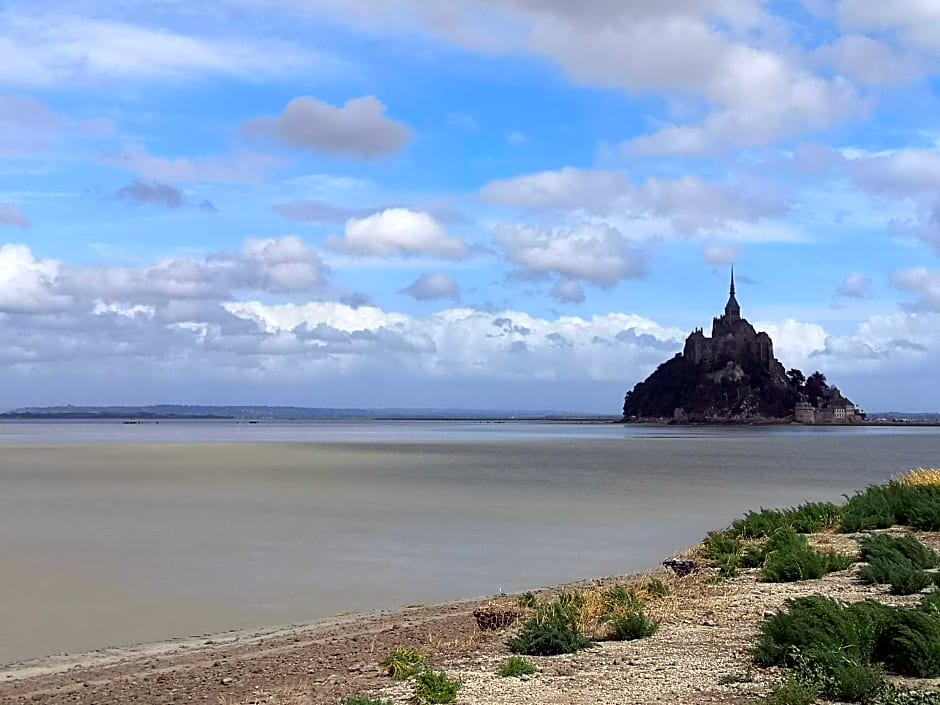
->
<box><xmin>899</xmin><ymin>468</ymin><xmax>940</xmax><ymax>487</ymax></box>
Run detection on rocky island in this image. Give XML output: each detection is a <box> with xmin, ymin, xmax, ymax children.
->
<box><xmin>622</xmin><ymin>271</ymin><xmax>865</xmax><ymax>424</ymax></box>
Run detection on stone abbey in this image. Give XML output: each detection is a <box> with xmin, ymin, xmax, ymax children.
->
<box><xmin>622</xmin><ymin>269</ymin><xmax>864</xmax><ymax>424</ymax></box>
<box><xmin>681</xmin><ymin>269</ymin><xmax>788</xmax><ymax>389</ymax></box>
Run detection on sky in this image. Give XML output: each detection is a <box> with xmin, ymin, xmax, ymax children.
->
<box><xmin>2</xmin><ymin>1</ymin><xmax>940</xmax><ymax>413</ymax></box>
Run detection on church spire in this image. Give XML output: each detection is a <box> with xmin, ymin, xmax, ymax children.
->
<box><xmin>724</xmin><ymin>265</ymin><xmax>741</xmax><ymax>322</ymax></box>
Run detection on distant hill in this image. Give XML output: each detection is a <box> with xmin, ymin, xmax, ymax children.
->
<box><xmin>1</xmin><ymin>405</ymin><xmax>616</xmax><ymax>421</ymax></box>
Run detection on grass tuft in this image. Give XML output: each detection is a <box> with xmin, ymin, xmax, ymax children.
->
<box><xmin>506</xmin><ymin>595</ymin><xmax>594</xmax><ymax>656</ymax></box>
<box><xmin>498</xmin><ymin>656</ymin><xmax>537</xmax><ymax>678</ymax></box>
<box><xmin>383</xmin><ymin>648</ymin><xmax>428</xmax><ymax>681</ymax></box>
<box><xmin>343</xmin><ymin>698</ymin><xmax>395</xmax><ymax>705</ymax></box>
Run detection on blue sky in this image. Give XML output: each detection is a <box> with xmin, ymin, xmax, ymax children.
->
<box><xmin>2</xmin><ymin>1</ymin><xmax>940</xmax><ymax>413</ymax></box>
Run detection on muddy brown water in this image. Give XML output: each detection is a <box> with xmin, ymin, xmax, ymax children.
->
<box><xmin>1</xmin><ymin>421</ymin><xmax>938</xmax><ymax>664</ymax></box>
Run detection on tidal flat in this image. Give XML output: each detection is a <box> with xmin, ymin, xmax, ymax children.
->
<box><xmin>1</xmin><ymin>425</ymin><xmax>938</xmax><ymax>665</ymax></box>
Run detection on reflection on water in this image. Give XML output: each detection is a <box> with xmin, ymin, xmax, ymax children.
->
<box><xmin>0</xmin><ymin>420</ymin><xmax>938</xmax><ymax>664</ymax></box>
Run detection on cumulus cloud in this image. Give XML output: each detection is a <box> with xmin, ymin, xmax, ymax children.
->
<box><xmin>550</xmin><ymin>279</ymin><xmax>585</xmax><ymax>304</ymax></box>
<box><xmin>0</xmin><ymin>13</ymin><xmax>326</xmax><ymax>87</ymax></box>
<box><xmin>327</xmin><ymin>208</ymin><xmax>468</xmax><ymax>259</ymax></box>
<box><xmin>0</xmin><ymin>204</ymin><xmax>29</xmax><ymax>228</ymax></box>
<box><xmin>495</xmin><ymin>223</ymin><xmax>648</xmax><ymax>287</ymax></box>
<box><xmin>115</xmin><ymin>180</ymin><xmax>216</xmax><ymax>211</ymax></box>
<box><xmin>400</xmin><ymin>273</ymin><xmax>460</xmax><ymax>302</ymax></box>
<box><xmin>106</xmin><ymin>144</ymin><xmax>283</xmax><ymax>184</ymax></box>
<box><xmin>243</xmin><ymin>96</ymin><xmax>412</xmax><ymax>157</ymax></box>
<box><xmin>837</xmin><ymin>272</ymin><xmax>872</xmax><ymax>298</ymax></box>
<box><xmin>482</xmin><ymin>168</ymin><xmax>628</xmax><ymax>212</ymax></box>
<box><xmin>0</xmin><ymin>244</ymin><xmax>67</xmax><ymax>313</ymax></box>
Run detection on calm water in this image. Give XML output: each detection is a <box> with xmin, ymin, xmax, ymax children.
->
<box><xmin>1</xmin><ymin>420</ymin><xmax>939</xmax><ymax>664</ymax></box>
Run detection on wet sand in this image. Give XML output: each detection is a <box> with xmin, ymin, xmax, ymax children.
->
<box><xmin>1</xmin><ymin>433</ymin><xmax>936</xmax><ymax>664</ymax></box>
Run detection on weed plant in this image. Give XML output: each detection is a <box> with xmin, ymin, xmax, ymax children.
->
<box><xmin>414</xmin><ymin>670</ymin><xmax>461</xmax><ymax>705</ymax></box>
<box><xmin>517</xmin><ymin>591</ymin><xmax>538</xmax><ymax>609</ymax></box>
<box><xmin>383</xmin><ymin>648</ymin><xmax>428</xmax><ymax>680</ymax></box>
<box><xmin>762</xmin><ymin>676</ymin><xmax>818</xmax><ymax>705</ymax></box>
<box><xmin>498</xmin><ymin>656</ymin><xmax>536</xmax><ymax>678</ymax></box>
<box><xmin>343</xmin><ymin>698</ymin><xmax>394</xmax><ymax>705</ymax></box>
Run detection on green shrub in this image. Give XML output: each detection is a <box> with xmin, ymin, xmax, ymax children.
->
<box><xmin>757</xmin><ymin>595</ymin><xmax>940</xmax><ymax>680</ymax></box>
<box><xmin>921</xmin><ymin>590</ymin><xmax>940</xmax><ymax>615</ymax></box>
<box><xmin>875</xmin><ymin>611</ymin><xmax>940</xmax><ymax>678</ymax></box>
<box><xmin>889</xmin><ymin>566</ymin><xmax>934</xmax><ymax>596</ymax></box>
<box><xmin>343</xmin><ymin>698</ymin><xmax>395</xmax><ymax>705</ymax></box>
<box><xmin>647</xmin><ymin>578</ymin><xmax>671</xmax><ymax>597</ymax></box>
<box><xmin>703</xmin><ymin>531</ymin><xmax>742</xmax><ymax>559</ymax></box>
<box><xmin>762</xmin><ymin>676</ymin><xmax>818</xmax><ymax>705</ymax></box>
<box><xmin>383</xmin><ymin>648</ymin><xmax>428</xmax><ymax>680</ymax></box>
<box><xmin>754</xmin><ymin>596</ymin><xmax>890</xmax><ymax>667</ymax></box>
<box><xmin>507</xmin><ymin>597</ymin><xmax>593</xmax><ymax>656</ymax></box>
<box><xmin>498</xmin><ymin>656</ymin><xmax>536</xmax><ymax>678</ymax></box>
<box><xmin>605</xmin><ymin>604</ymin><xmax>659</xmax><ymax>641</ymax></box>
<box><xmin>731</xmin><ymin>502</ymin><xmax>842</xmax><ymax>539</ymax></box>
<box><xmin>793</xmin><ymin>650</ymin><xmax>886</xmax><ymax>704</ymax></box>
<box><xmin>414</xmin><ymin>670</ymin><xmax>461</xmax><ymax>705</ymax></box>
<box><xmin>841</xmin><ymin>483</ymin><xmax>940</xmax><ymax>533</ymax></box>
<box><xmin>861</xmin><ymin>534</ymin><xmax>939</xmax><ymax>570</ymax></box>
<box><xmin>759</xmin><ymin>529</ymin><xmax>851</xmax><ymax>582</ymax></box>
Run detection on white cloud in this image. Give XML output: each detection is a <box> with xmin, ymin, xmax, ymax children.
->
<box><xmin>495</xmin><ymin>222</ymin><xmax>648</xmax><ymax>287</ymax></box>
<box><xmin>550</xmin><ymin>279</ymin><xmax>585</xmax><ymax>304</ymax></box>
<box><xmin>837</xmin><ymin>272</ymin><xmax>872</xmax><ymax>298</ymax></box>
<box><xmin>814</xmin><ymin>34</ymin><xmax>925</xmax><ymax>86</ymax></box>
<box><xmin>0</xmin><ymin>244</ymin><xmax>68</xmax><ymax>313</ymax></box>
<box><xmin>892</xmin><ymin>268</ymin><xmax>940</xmax><ymax>311</ymax></box>
<box><xmin>481</xmin><ymin>168</ymin><xmax>787</xmax><ymax>237</ymax></box>
<box><xmin>243</xmin><ymin>95</ymin><xmax>412</xmax><ymax>157</ymax></box>
<box><xmin>837</xmin><ymin>1</ymin><xmax>940</xmax><ymax>55</ymax></box>
<box><xmin>0</xmin><ymin>204</ymin><xmax>30</xmax><ymax>228</ymax></box>
<box><xmin>327</xmin><ymin>208</ymin><xmax>468</xmax><ymax>259</ymax></box>
<box><xmin>400</xmin><ymin>273</ymin><xmax>461</xmax><ymax>302</ymax></box>
<box><xmin>106</xmin><ymin>144</ymin><xmax>283</xmax><ymax>184</ymax></box>
<box><xmin>0</xmin><ymin>12</ymin><xmax>325</xmax><ymax>87</ymax></box>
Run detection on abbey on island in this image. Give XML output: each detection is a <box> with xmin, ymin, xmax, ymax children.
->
<box><xmin>622</xmin><ymin>270</ymin><xmax>865</xmax><ymax>425</ymax></box>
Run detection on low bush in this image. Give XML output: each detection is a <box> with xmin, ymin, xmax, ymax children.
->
<box><xmin>605</xmin><ymin>604</ymin><xmax>659</xmax><ymax>641</ymax></box>
<box><xmin>732</xmin><ymin>502</ymin><xmax>842</xmax><ymax>538</ymax></box>
<box><xmin>757</xmin><ymin>595</ymin><xmax>940</xmax><ymax>681</ymax></box>
<box><xmin>647</xmin><ymin>578</ymin><xmax>671</xmax><ymax>597</ymax></box>
<box><xmin>793</xmin><ymin>650</ymin><xmax>886</xmax><ymax>704</ymax></box>
<box><xmin>383</xmin><ymin>648</ymin><xmax>428</xmax><ymax>680</ymax></box>
<box><xmin>921</xmin><ymin>589</ymin><xmax>940</xmax><ymax>615</ymax></box>
<box><xmin>841</xmin><ymin>483</ymin><xmax>940</xmax><ymax>533</ymax></box>
<box><xmin>861</xmin><ymin>534</ymin><xmax>939</xmax><ymax>570</ymax></box>
<box><xmin>602</xmin><ymin>586</ymin><xmax>640</xmax><ymax>610</ymax></box>
<box><xmin>703</xmin><ymin>531</ymin><xmax>742</xmax><ymax>559</ymax></box>
<box><xmin>858</xmin><ymin>534</ymin><xmax>938</xmax><ymax>595</ymax></box>
<box><xmin>759</xmin><ymin>528</ymin><xmax>853</xmax><ymax>583</ymax></box>
<box><xmin>498</xmin><ymin>656</ymin><xmax>536</xmax><ymax>678</ymax></box>
<box><xmin>414</xmin><ymin>670</ymin><xmax>461</xmax><ymax>705</ymax></box>
<box><xmin>507</xmin><ymin>596</ymin><xmax>593</xmax><ymax>656</ymax></box>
